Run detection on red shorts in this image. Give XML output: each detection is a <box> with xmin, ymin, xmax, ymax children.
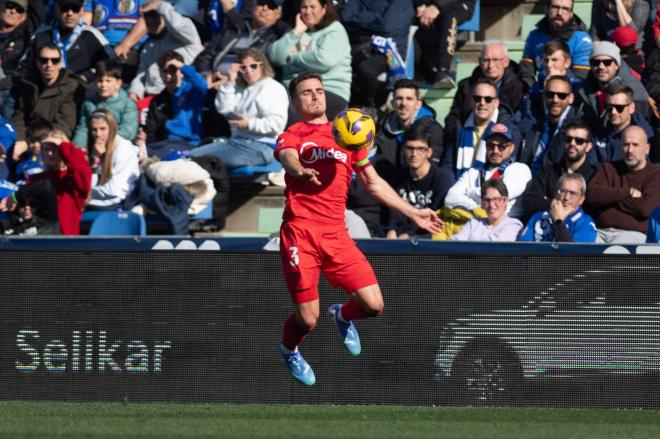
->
<box><xmin>279</xmin><ymin>219</ymin><xmax>378</xmax><ymax>304</ymax></box>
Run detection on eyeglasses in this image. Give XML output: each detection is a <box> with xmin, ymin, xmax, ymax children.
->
<box><xmin>482</xmin><ymin>196</ymin><xmax>506</xmax><ymax>205</ymax></box>
<box><xmin>4</xmin><ymin>1</ymin><xmax>25</xmax><ymax>13</ymax></box>
<box><xmin>239</xmin><ymin>63</ymin><xmax>261</xmax><ymax>73</ymax></box>
<box><xmin>549</xmin><ymin>4</ymin><xmax>572</xmax><ymax>13</ymax></box>
<box><xmin>557</xmin><ymin>188</ymin><xmax>582</xmax><ymax>197</ymax></box>
<box><xmin>590</xmin><ymin>58</ymin><xmax>616</xmax><ymax>68</ymax></box>
<box><xmin>605</xmin><ymin>102</ymin><xmax>631</xmax><ymax>113</ymax></box>
<box><xmin>563</xmin><ymin>135</ymin><xmax>588</xmax><ymax>146</ymax></box>
<box><xmin>486</xmin><ymin>141</ymin><xmax>512</xmax><ymax>151</ymax></box>
<box><xmin>404</xmin><ymin>145</ymin><xmax>430</xmax><ymax>154</ymax></box>
<box><xmin>38</xmin><ymin>56</ymin><xmax>61</xmax><ymax>65</ymax></box>
<box><xmin>479</xmin><ymin>57</ymin><xmax>503</xmax><ymax>64</ymax></box>
<box><xmin>60</xmin><ymin>4</ymin><xmax>82</xmax><ymax>13</ymax></box>
<box><xmin>544</xmin><ymin>90</ymin><xmax>570</xmax><ymax>100</ymax></box>
<box><xmin>472</xmin><ymin>95</ymin><xmax>496</xmax><ymax>104</ymax></box>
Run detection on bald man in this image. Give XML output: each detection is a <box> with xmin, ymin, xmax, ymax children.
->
<box><xmin>586</xmin><ymin>125</ymin><xmax>660</xmax><ymax>243</ymax></box>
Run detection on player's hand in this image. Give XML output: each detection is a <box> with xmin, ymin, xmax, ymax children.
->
<box><xmin>411</xmin><ymin>208</ymin><xmax>444</xmax><ymax>234</ymax></box>
<box><xmin>294</xmin><ymin>167</ymin><xmax>322</xmax><ymax>186</ymax></box>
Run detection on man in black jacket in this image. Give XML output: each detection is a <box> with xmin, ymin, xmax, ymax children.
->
<box><xmin>22</xmin><ymin>0</ymin><xmax>115</xmax><ymax>82</ymax></box>
<box><xmin>522</xmin><ymin>118</ymin><xmax>597</xmax><ymax>218</ymax></box>
<box><xmin>445</xmin><ymin>39</ymin><xmax>525</xmax><ymax>148</ymax></box>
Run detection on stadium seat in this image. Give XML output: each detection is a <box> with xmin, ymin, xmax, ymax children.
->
<box><xmin>458</xmin><ymin>0</ymin><xmax>480</xmax><ymax>42</ymax></box>
<box><xmin>228</xmin><ymin>160</ymin><xmax>282</xmax><ymax>177</ymax></box>
<box><xmin>89</xmin><ymin>211</ymin><xmax>147</xmax><ymax>236</ymax></box>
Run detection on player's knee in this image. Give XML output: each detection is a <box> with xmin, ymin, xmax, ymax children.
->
<box><xmin>298</xmin><ymin>310</ymin><xmax>320</xmax><ymax>330</ymax></box>
<box><xmin>363</xmin><ymin>300</ymin><xmax>384</xmax><ymax>317</ymax></box>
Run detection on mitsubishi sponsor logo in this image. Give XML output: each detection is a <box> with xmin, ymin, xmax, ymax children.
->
<box><xmin>299</xmin><ymin>142</ymin><xmax>348</xmax><ymax>164</ymax></box>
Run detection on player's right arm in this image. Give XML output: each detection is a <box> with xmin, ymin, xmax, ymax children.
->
<box><xmin>278</xmin><ymin>149</ymin><xmax>322</xmax><ymax>186</ymax></box>
<box><xmin>357</xmin><ymin>165</ymin><xmax>443</xmax><ymax>234</ymax></box>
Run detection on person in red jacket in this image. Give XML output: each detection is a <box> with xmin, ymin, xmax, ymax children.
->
<box><xmin>40</xmin><ymin>135</ymin><xmax>92</xmax><ymax>235</ymax></box>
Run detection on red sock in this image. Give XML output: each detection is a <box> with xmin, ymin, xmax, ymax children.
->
<box><xmin>340</xmin><ymin>300</ymin><xmax>374</xmax><ymax>321</ymax></box>
<box><xmin>282</xmin><ymin>313</ymin><xmax>315</xmax><ymax>351</ymax></box>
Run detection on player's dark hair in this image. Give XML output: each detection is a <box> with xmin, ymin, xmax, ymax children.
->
<box><xmin>288</xmin><ymin>72</ymin><xmax>323</xmax><ymax>98</ymax></box>
<box><xmin>481</xmin><ymin>178</ymin><xmax>509</xmax><ymax>198</ymax></box>
<box><xmin>95</xmin><ymin>59</ymin><xmax>123</xmax><ymax>80</ymax></box>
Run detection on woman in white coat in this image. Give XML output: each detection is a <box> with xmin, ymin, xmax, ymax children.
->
<box><xmin>188</xmin><ymin>48</ymin><xmax>288</xmax><ymax>169</ymax></box>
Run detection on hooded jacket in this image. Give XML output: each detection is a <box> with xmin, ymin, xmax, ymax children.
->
<box><xmin>520</xmin><ymin>15</ymin><xmax>593</xmax><ymax>87</ymax></box>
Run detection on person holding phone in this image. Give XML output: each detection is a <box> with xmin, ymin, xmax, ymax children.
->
<box><xmin>187</xmin><ymin>48</ymin><xmax>288</xmax><ymax>169</ymax></box>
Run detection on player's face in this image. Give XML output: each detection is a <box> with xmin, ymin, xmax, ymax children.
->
<box><xmin>556</xmin><ymin>178</ymin><xmax>584</xmax><ymax>210</ymax></box>
<box><xmin>621</xmin><ymin>127</ymin><xmax>649</xmax><ymax>172</ymax></box>
<box><xmin>393</xmin><ymin>88</ymin><xmax>421</xmax><ymax>126</ymax></box>
<box><xmin>479</xmin><ymin>44</ymin><xmax>509</xmax><ymax>81</ymax></box>
<box><xmin>547</xmin><ymin>0</ymin><xmax>573</xmax><ymax>30</ymax></box>
<box><xmin>482</xmin><ymin>187</ymin><xmax>507</xmax><ymax>224</ymax></box>
<box><xmin>606</xmin><ymin>92</ymin><xmax>634</xmax><ymax>129</ymax></box>
<box><xmin>294</xmin><ymin>78</ymin><xmax>326</xmax><ymax>118</ymax></box>
<box><xmin>403</xmin><ymin>139</ymin><xmax>431</xmax><ymax>170</ymax></box>
<box><xmin>544</xmin><ymin>79</ymin><xmax>573</xmax><ymax>118</ymax></box>
<box><xmin>562</xmin><ymin>128</ymin><xmax>591</xmax><ymax>163</ymax></box>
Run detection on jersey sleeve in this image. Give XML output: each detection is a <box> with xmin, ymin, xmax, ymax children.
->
<box><xmin>274</xmin><ymin>130</ymin><xmax>300</xmax><ymax>162</ymax></box>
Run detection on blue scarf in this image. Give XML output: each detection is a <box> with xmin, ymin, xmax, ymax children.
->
<box><xmin>456</xmin><ymin>113</ymin><xmax>496</xmax><ymax>179</ymax></box>
<box><xmin>207</xmin><ymin>0</ymin><xmax>243</xmax><ymax>36</ymax></box>
<box><xmin>52</xmin><ymin>18</ymin><xmax>85</xmax><ymax>68</ymax></box>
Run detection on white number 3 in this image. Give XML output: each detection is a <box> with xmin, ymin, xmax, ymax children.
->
<box><xmin>289</xmin><ymin>246</ymin><xmax>299</xmax><ymax>267</ymax></box>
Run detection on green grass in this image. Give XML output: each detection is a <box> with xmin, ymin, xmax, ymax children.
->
<box><xmin>2</xmin><ymin>401</ymin><xmax>660</xmax><ymax>438</ymax></box>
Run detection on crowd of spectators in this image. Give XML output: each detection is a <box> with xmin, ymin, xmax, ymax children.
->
<box><xmin>0</xmin><ymin>0</ymin><xmax>658</xmax><ymax>243</ymax></box>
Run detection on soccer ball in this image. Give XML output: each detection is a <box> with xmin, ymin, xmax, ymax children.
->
<box><xmin>332</xmin><ymin>108</ymin><xmax>376</xmax><ymax>150</ymax></box>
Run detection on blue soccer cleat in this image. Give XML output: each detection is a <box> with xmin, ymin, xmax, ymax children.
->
<box><xmin>328</xmin><ymin>304</ymin><xmax>361</xmax><ymax>356</ymax></box>
<box><xmin>278</xmin><ymin>343</ymin><xmax>316</xmax><ymax>386</ymax></box>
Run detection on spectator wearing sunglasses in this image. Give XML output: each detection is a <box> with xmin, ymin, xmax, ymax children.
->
<box><xmin>518</xmin><ymin>173</ymin><xmax>596</xmax><ymax>243</ymax></box>
<box><xmin>519</xmin><ymin>75</ymin><xmax>581</xmax><ymax>174</ymax></box>
<box><xmin>445</xmin><ymin>121</ymin><xmax>531</xmax><ymax>219</ymax></box>
<box><xmin>0</xmin><ymin>0</ymin><xmax>31</xmax><ymax>73</ymax></box>
<box><xmin>442</xmin><ymin>78</ymin><xmax>519</xmax><ymax>180</ymax></box>
<box><xmin>591</xmin><ymin>85</ymin><xmax>654</xmax><ymax>164</ymax></box>
<box><xmin>445</xmin><ymin>40</ymin><xmax>525</xmax><ymax>146</ymax></box>
<box><xmin>574</xmin><ymin>41</ymin><xmax>649</xmax><ymax>127</ymax></box>
<box><xmin>10</xmin><ymin>43</ymin><xmax>86</xmax><ymax>163</ymax></box>
<box><xmin>23</xmin><ymin>0</ymin><xmax>114</xmax><ymax>83</ymax></box>
<box><xmin>522</xmin><ymin>119</ymin><xmax>598</xmax><ymax>220</ymax></box>
<box><xmin>187</xmin><ymin>48</ymin><xmax>288</xmax><ymax>169</ymax></box>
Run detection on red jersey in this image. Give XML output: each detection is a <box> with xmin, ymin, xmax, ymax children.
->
<box><xmin>274</xmin><ymin>121</ymin><xmax>371</xmax><ymax>225</ymax></box>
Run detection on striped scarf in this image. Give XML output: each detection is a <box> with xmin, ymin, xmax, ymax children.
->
<box><xmin>455</xmin><ymin>109</ymin><xmax>499</xmax><ymax>179</ymax></box>
<box><xmin>52</xmin><ymin>18</ymin><xmax>85</xmax><ymax>68</ymax></box>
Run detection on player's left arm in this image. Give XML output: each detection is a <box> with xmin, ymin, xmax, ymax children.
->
<box><xmin>278</xmin><ymin>148</ymin><xmax>322</xmax><ymax>186</ymax></box>
<box><xmin>357</xmin><ymin>165</ymin><xmax>444</xmax><ymax>234</ymax></box>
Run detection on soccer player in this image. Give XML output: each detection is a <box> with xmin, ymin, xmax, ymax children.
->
<box><xmin>276</xmin><ymin>72</ymin><xmax>444</xmax><ymax>386</ymax></box>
